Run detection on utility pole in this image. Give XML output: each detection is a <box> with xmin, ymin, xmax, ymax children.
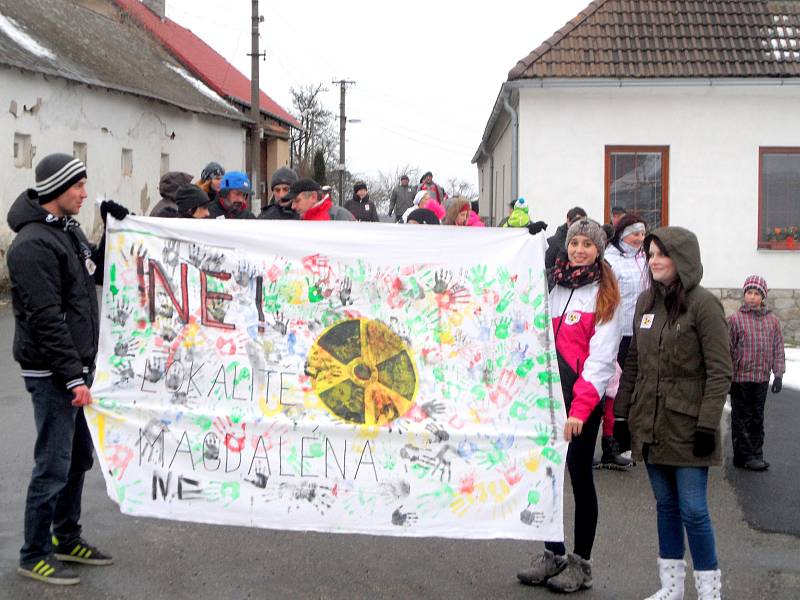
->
<box><xmin>332</xmin><ymin>79</ymin><xmax>355</xmax><ymax>206</ymax></box>
<box><xmin>248</xmin><ymin>1</ymin><xmax>266</xmax><ymax>206</ymax></box>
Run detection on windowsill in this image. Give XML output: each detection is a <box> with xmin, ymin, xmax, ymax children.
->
<box><xmin>758</xmin><ymin>241</ymin><xmax>800</xmax><ymax>251</ymax></box>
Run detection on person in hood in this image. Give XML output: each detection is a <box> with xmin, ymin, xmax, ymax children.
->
<box><xmin>7</xmin><ymin>153</ymin><xmax>127</xmax><ymax>585</ymax></box>
<box><xmin>388</xmin><ymin>175</ymin><xmax>415</xmax><ymax>222</ymax></box>
<box><xmin>175</xmin><ymin>184</ymin><xmax>212</xmax><ymax>219</ymax></box>
<box><xmin>150</xmin><ymin>171</ymin><xmax>193</xmax><ymax>217</ymax></box>
<box><xmin>258</xmin><ymin>166</ymin><xmax>299</xmax><ymax>220</ymax></box>
<box><xmin>196</xmin><ymin>161</ymin><xmax>225</xmax><ymax>205</ymax></box>
<box><xmin>208</xmin><ymin>171</ymin><xmax>255</xmax><ymax>219</ymax></box>
<box><xmin>344</xmin><ymin>181</ymin><xmax>379</xmax><ymax>222</ymax></box>
<box><xmin>727</xmin><ymin>275</ymin><xmax>785</xmax><ymax>472</ymax></box>
<box><xmin>518</xmin><ymin>218</ymin><xmax>622</xmax><ymax>594</ymax></box>
<box><xmin>288</xmin><ymin>178</ymin><xmax>355</xmax><ymax>221</ymax></box>
<box><xmin>614</xmin><ymin>227</ymin><xmax>731</xmax><ymax>600</ymax></box>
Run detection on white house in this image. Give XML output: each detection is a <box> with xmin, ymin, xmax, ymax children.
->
<box><xmin>474</xmin><ymin>0</ymin><xmax>800</xmax><ymax>342</ymax></box>
<box><xmin>0</xmin><ymin>0</ymin><xmax>249</xmax><ymax>275</ymax></box>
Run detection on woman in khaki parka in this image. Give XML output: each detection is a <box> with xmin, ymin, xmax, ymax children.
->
<box><xmin>614</xmin><ymin>227</ymin><xmax>732</xmax><ymax>600</ymax></box>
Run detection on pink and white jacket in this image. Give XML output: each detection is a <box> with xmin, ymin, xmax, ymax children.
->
<box><xmin>550</xmin><ymin>281</ymin><xmax>622</xmax><ymax>422</ymax></box>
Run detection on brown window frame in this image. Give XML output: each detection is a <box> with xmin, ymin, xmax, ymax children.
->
<box><xmin>604</xmin><ymin>145</ymin><xmax>669</xmax><ymax>228</ymax></box>
<box><xmin>758</xmin><ymin>147</ymin><xmax>800</xmax><ymax>251</ymax></box>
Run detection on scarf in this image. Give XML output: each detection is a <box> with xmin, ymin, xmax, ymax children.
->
<box><xmin>302</xmin><ymin>197</ymin><xmax>332</xmax><ymax>221</ymax></box>
<box><xmin>551</xmin><ymin>257</ymin><xmax>602</xmax><ymax>289</ymax></box>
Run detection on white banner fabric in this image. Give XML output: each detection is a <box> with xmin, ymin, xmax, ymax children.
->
<box><xmin>87</xmin><ymin>216</ymin><xmax>567</xmax><ymax>540</ymax></box>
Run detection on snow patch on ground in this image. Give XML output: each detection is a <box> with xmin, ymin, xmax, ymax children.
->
<box><xmin>782</xmin><ymin>347</ymin><xmax>800</xmax><ymax>390</ymax></box>
<box><xmin>163</xmin><ymin>62</ymin><xmax>233</xmax><ymax>109</ymax></box>
<box><xmin>0</xmin><ymin>13</ymin><xmax>56</xmax><ymax>60</ymax></box>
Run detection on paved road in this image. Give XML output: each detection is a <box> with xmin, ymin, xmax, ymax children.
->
<box><xmin>724</xmin><ymin>387</ymin><xmax>800</xmax><ymax>537</ymax></box>
<box><xmin>0</xmin><ymin>306</ymin><xmax>796</xmax><ymax>599</ymax></box>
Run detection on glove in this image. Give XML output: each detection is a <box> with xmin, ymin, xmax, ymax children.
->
<box><xmin>100</xmin><ymin>200</ymin><xmax>129</xmax><ymax>222</ymax></box>
<box><xmin>772</xmin><ymin>377</ymin><xmax>782</xmax><ymax>394</ymax></box>
<box><xmin>527</xmin><ymin>221</ymin><xmax>548</xmax><ymax>235</ymax></box>
<box><xmin>692</xmin><ymin>428</ymin><xmax>716</xmax><ymax>457</ymax></box>
<box><xmin>613</xmin><ymin>419</ymin><xmax>631</xmax><ymax>452</ymax></box>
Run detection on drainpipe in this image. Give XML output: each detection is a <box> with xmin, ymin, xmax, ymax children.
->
<box><xmin>478</xmin><ymin>144</ymin><xmax>495</xmax><ymax>225</ymax></box>
<box><xmin>502</xmin><ymin>89</ymin><xmax>519</xmax><ymax>202</ymax></box>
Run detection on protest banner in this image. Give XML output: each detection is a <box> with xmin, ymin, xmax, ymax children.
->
<box><xmin>87</xmin><ymin>216</ymin><xmax>567</xmax><ymax>540</ymax></box>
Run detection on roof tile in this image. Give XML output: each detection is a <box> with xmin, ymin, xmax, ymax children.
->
<box><xmin>509</xmin><ymin>0</ymin><xmax>800</xmax><ymax>79</ymax></box>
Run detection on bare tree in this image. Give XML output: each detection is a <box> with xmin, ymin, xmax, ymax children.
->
<box><xmin>290</xmin><ymin>84</ymin><xmax>338</xmax><ymax>178</ymax></box>
<box><xmin>446</xmin><ymin>177</ymin><xmax>478</xmax><ymax>201</ymax></box>
<box><xmin>351</xmin><ymin>165</ymin><xmax>421</xmax><ymax>215</ymax></box>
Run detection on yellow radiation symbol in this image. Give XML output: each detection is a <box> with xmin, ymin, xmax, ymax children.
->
<box><xmin>305</xmin><ymin>318</ymin><xmax>418</xmax><ymax>426</ymax></box>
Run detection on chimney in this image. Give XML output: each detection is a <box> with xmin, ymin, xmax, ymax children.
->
<box><xmin>142</xmin><ymin>0</ymin><xmax>166</xmax><ymax>20</ymax></box>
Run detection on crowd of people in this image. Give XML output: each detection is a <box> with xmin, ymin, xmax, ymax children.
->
<box><xmin>5</xmin><ymin>154</ymin><xmax>787</xmax><ymax>598</ymax></box>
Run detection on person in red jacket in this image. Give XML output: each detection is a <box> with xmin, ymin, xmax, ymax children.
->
<box><xmin>287</xmin><ymin>178</ymin><xmax>355</xmax><ymax>221</ymax></box>
<box><xmin>518</xmin><ymin>218</ymin><xmax>622</xmax><ymax>594</ymax></box>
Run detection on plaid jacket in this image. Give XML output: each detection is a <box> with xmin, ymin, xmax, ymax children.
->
<box><xmin>728</xmin><ymin>305</ymin><xmax>785</xmax><ymax>383</ymax></box>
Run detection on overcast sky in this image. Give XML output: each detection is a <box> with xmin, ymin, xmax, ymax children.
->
<box><xmin>166</xmin><ymin>0</ymin><xmax>590</xmax><ymax>187</ymax></box>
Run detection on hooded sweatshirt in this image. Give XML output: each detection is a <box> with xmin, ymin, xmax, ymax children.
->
<box><xmin>150</xmin><ymin>171</ymin><xmax>193</xmax><ymax>217</ymax></box>
<box><xmin>6</xmin><ymin>190</ymin><xmax>104</xmax><ymax>389</ymax></box>
<box><xmin>615</xmin><ymin>227</ymin><xmax>733</xmax><ymax>467</ymax></box>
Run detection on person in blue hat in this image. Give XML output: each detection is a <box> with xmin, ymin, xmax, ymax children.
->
<box><xmin>208</xmin><ymin>171</ymin><xmax>255</xmax><ymax>219</ymax></box>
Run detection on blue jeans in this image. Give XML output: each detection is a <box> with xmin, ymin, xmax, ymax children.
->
<box><xmin>645</xmin><ymin>463</ymin><xmax>718</xmax><ymax>570</ymax></box>
<box><xmin>20</xmin><ymin>377</ymin><xmax>94</xmax><ymax>564</ymax></box>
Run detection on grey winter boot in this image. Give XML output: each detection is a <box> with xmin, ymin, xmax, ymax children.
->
<box><xmin>694</xmin><ymin>569</ymin><xmax>722</xmax><ymax>599</ymax></box>
<box><xmin>546</xmin><ymin>553</ymin><xmax>593</xmax><ymax>593</ymax></box>
<box><xmin>601</xmin><ymin>436</ymin><xmax>634</xmax><ymax>470</ymax></box>
<box><xmin>644</xmin><ymin>558</ymin><xmax>686</xmax><ymax>600</ymax></box>
<box><xmin>516</xmin><ymin>549</ymin><xmax>567</xmax><ymax>586</ymax></box>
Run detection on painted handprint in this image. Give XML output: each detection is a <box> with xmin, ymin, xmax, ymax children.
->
<box><xmin>495</xmin><ymin>316</ymin><xmax>512</xmax><ymax>340</ymax></box>
<box><xmin>110</xmin><ymin>297</ymin><xmax>132</xmax><ymax>326</ymax></box>
<box><xmin>271</xmin><ymin>311</ymin><xmax>288</xmax><ymax>336</ymax></box>
<box><xmin>467</xmin><ymin>264</ymin><xmax>494</xmax><ymax>294</ymax></box>
<box><xmin>391</xmin><ymin>506</ymin><xmax>419</xmax><ymax>527</ymax></box>
<box><xmin>162</xmin><ymin>239</ymin><xmax>180</xmax><ymax>269</ymax></box>
<box><xmin>338</xmin><ymin>277</ymin><xmax>354</xmax><ymax>306</ymax></box>
<box><xmin>432</xmin><ymin>269</ymin><xmax>452</xmax><ymax>294</ymax></box>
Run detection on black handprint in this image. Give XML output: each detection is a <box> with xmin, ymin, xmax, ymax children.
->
<box><xmin>246</xmin><ymin>465</ymin><xmax>269</xmax><ymax>489</ymax></box>
<box><xmin>338</xmin><ymin>277</ymin><xmax>354</xmax><ymax>306</ymax></box>
<box><xmin>144</xmin><ymin>357</ymin><xmax>166</xmax><ymax>383</ymax></box>
<box><xmin>433</xmin><ymin>269</ymin><xmax>452</xmax><ymax>294</ymax></box>
<box><xmin>235</xmin><ymin>261</ymin><xmax>257</xmax><ymax>287</ymax></box>
<box><xmin>110</xmin><ymin>297</ymin><xmax>132</xmax><ymax>326</ymax></box>
<box><xmin>162</xmin><ymin>239</ymin><xmax>180</xmax><ymax>268</ymax></box>
<box><xmin>271</xmin><ymin>311</ymin><xmax>288</xmax><ymax>336</ymax></box>
<box><xmin>112</xmin><ymin>362</ymin><xmax>135</xmax><ymax>384</ymax></box>
<box><xmin>391</xmin><ymin>506</ymin><xmax>419</xmax><ymax>527</ymax></box>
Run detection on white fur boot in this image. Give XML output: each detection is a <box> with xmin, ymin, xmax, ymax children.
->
<box><xmin>643</xmin><ymin>558</ymin><xmax>686</xmax><ymax>600</ymax></box>
<box><xmin>694</xmin><ymin>569</ymin><xmax>722</xmax><ymax>600</ymax></box>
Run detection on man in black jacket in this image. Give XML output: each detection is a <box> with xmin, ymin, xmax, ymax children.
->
<box><xmin>7</xmin><ymin>153</ymin><xmax>127</xmax><ymax>586</ymax></box>
<box><xmin>344</xmin><ymin>181</ymin><xmax>379</xmax><ymax>222</ymax></box>
<box><xmin>258</xmin><ymin>166</ymin><xmax>299</xmax><ymax>220</ymax></box>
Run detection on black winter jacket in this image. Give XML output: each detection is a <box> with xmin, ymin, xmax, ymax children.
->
<box><xmin>344</xmin><ymin>194</ymin><xmax>379</xmax><ymax>222</ymax></box>
<box><xmin>6</xmin><ymin>190</ymin><xmax>103</xmax><ymax>390</ymax></box>
<box><xmin>258</xmin><ymin>198</ymin><xmax>298</xmax><ymax>220</ymax></box>
<box><xmin>207</xmin><ymin>197</ymin><xmax>256</xmax><ymax>220</ymax></box>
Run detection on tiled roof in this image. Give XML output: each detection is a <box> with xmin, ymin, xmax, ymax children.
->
<box><xmin>114</xmin><ymin>0</ymin><xmax>300</xmax><ymax>129</ymax></box>
<box><xmin>509</xmin><ymin>0</ymin><xmax>800</xmax><ymax>80</ymax></box>
<box><xmin>0</xmin><ymin>0</ymin><xmax>245</xmax><ymax>121</ymax></box>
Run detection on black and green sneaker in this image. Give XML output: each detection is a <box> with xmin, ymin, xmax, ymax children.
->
<box><xmin>52</xmin><ymin>536</ymin><xmax>114</xmax><ymax>565</ymax></box>
<box><xmin>17</xmin><ymin>556</ymin><xmax>80</xmax><ymax>585</ymax></box>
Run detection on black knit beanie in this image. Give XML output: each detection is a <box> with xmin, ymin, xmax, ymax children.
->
<box><xmin>35</xmin><ymin>153</ymin><xmax>87</xmax><ymax>204</ymax></box>
<box><xmin>175</xmin><ymin>184</ymin><xmax>211</xmax><ymax>215</ymax></box>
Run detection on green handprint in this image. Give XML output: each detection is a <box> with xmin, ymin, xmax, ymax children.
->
<box><xmin>230</xmin><ymin>406</ymin><xmax>245</xmax><ymax>424</ymax></box>
<box><xmin>495</xmin><ymin>317</ymin><xmax>511</xmax><ymax>340</ymax></box>
<box><xmin>468</xmin><ymin>265</ymin><xmax>494</xmax><ymax>294</ymax></box>
<box><xmin>541</xmin><ymin>447</ymin><xmax>563</xmax><ymax>465</ymax></box>
<box><xmin>516</xmin><ymin>357</ymin><xmax>535</xmax><ymax>378</ymax></box>
<box><xmin>537</xmin><ymin>370</ymin><xmax>560</xmax><ymax>385</ymax></box>
<box><xmin>509</xmin><ymin>400</ymin><xmax>529</xmax><ymax>421</ymax></box>
<box><xmin>496</xmin><ymin>290</ymin><xmax>515</xmax><ymax>313</ymax></box>
<box><xmin>531</xmin><ymin>423</ymin><xmax>552</xmax><ymax>447</ymax></box>
<box><xmin>346</xmin><ymin>260</ymin><xmax>368</xmax><ymax>283</ymax></box>
<box><xmin>527</xmin><ymin>489</ymin><xmax>541</xmax><ymax>505</ymax></box>
<box><xmin>534</xmin><ymin>396</ymin><xmax>562</xmax><ymax>411</ymax></box>
<box><xmin>534</xmin><ymin>312</ymin><xmax>549</xmax><ymax>330</ymax></box>
<box><xmin>471</xmin><ymin>384</ymin><xmax>487</xmax><ymax>402</ymax></box>
<box><xmin>497</xmin><ymin>267</ymin><xmax>513</xmax><ymax>289</ymax></box>
<box><xmin>306</xmin><ymin>278</ymin><xmax>323</xmax><ymax>303</ymax></box>
<box><xmin>264</xmin><ymin>281</ymin><xmax>281</xmax><ymax>313</ymax></box>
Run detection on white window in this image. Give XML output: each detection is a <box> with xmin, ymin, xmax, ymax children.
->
<box><xmin>14</xmin><ymin>133</ymin><xmax>32</xmax><ymax>168</ymax></box>
<box><xmin>121</xmin><ymin>148</ymin><xmax>133</xmax><ymax>177</ymax></box>
<box><xmin>160</xmin><ymin>153</ymin><xmax>169</xmax><ymax>176</ymax></box>
<box><xmin>73</xmin><ymin>142</ymin><xmax>87</xmax><ymax>166</ymax></box>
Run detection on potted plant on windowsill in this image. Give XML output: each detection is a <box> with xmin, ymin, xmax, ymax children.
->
<box><xmin>761</xmin><ymin>226</ymin><xmax>799</xmax><ymax>250</ymax></box>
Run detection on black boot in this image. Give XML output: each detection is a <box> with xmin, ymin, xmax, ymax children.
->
<box><xmin>601</xmin><ymin>436</ymin><xmax>633</xmax><ymax>470</ymax></box>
